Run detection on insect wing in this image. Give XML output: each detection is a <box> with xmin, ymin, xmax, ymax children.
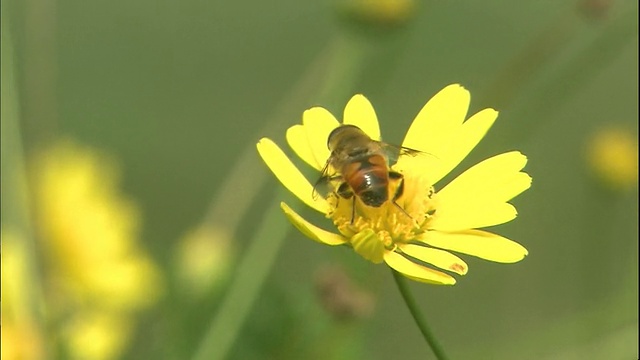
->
<box><xmin>312</xmin><ymin>159</ymin><xmax>337</xmax><ymax>200</ymax></box>
<box><xmin>380</xmin><ymin>142</ymin><xmax>424</xmax><ymax>165</ymax></box>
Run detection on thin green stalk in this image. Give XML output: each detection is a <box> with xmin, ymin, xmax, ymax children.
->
<box><xmin>522</xmin><ymin>4</ymin><xmax>637</xmax><ymax>117</ymax></box>
<box><xmin>191</xmin><ymin>34</ymin><xmax>372</xmax><ymax>360</ymax></box>
<box><xmin>509</xmin><ymin>2</ymin><xmax>637</xmax><ymax>144</ymax></box>
<box><xmin>1</xmin><ymin>11</ymin><xmax>49</xmax><ymax>359</ymax></box>
<box><xmin>191</xmin><ymin>193</ymin><xmax>291</xmax><ymax>360</ymax></box>
<box><xmin>24</xmin><ymin>0</ymin><xmax>59</xmax><ymax>144</ymax></box>
<box><xmin>478</xmin><ymin>7</ymin><xmax>580</xmax><ymax>109</ymax></box>
<box><xmin>391</xmin><ymin>270</ymin><xmax>448</xmax><ymax>360</ymax></box>
<box><xmin>199</xmin><ymin>35</ymin><xmax>370</xmax><ymax>236</ymax></box>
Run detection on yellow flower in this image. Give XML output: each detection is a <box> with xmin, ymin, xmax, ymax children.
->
<box><xmin>62</xmin><ymin>312</ymin><xmax>132</xmax><ymax>360</ymax></box>
<box><xmin>257</xmin><ymin>84</ymin><xmax>531</xmax><ymax>285</ymax></box>
<box><xmin>1</xmin><ymin>228</ymin><xmax>45</xmax><ymax>360</ymax></box>
<box><xmin>31</xmin><ymin>140</ymin><xmax>163</xmax><ymax>358</ymax></box>
<box><xmin>174</xmin><ymin>225</ymin><xmax>234</xmax><ymax>298</ymax></box>
<box><xmin>33</xmin><ymin>140</ymin><xmax>163</xmax><ymax>310</ymax></box>
<box><xmin>586</xmin><ymin>127</ymin><xmax>638</xmax><ymax>190</ymax></box>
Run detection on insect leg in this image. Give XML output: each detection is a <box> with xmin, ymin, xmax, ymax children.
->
<box><xmin>337</xmin><ymin>182</ymin><xmax>353</xmax><ymax>199</ymax></box>
<box><xmin>350</xmin><ymin>196</ymin><xmax>356</xmax><ymax>224</ymax></box>
<box><xmin>313</xmin><ymin>174</ymin><xmax>346</xmax><ymax>200</ymax></box>
<box><xmin>389</xmin><ymin>171</ymin><xmax>419</xmax><ymax>226</ymax></box>
<box><xmin>336</xmin><ymin>182</ymin><xmax>357</xmax><ymax>224</ymax></box>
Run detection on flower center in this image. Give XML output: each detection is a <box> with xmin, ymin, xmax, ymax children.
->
<box><xmin>326</xmin><ymin>172</ymin><xmax>438</xmax><ymax>263</ymax></box>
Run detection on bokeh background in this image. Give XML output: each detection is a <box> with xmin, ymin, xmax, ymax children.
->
<box><xmin>2</xmin><ymin>0</ymin><xmax>638</xmax><ymax>359</ymax></box>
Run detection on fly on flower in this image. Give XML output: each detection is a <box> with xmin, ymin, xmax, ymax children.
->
<box><xmin>312</xmin><ymin>124</ymin><xmax>423</xmax><ymax>224</ymax></box>
<box><xmin>257</xmin><ymin>84</ymin><xmax>531</xmax><ymax>285</ymax></box>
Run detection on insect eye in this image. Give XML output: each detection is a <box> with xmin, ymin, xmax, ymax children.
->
<box><xmin>327</xmin><ymin>127</ymin><xmax>342</xmax><ymax>148</ymax></box>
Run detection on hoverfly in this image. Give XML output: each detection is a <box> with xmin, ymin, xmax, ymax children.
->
<box><xmin>313</xmin><ymin>124</ymin><xmax>423</xmax><ymax>223</ymax></box>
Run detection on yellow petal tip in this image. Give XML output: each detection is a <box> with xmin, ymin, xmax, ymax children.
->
<box><xmin>451</xmin><ymin>263</ymin><xmax>468</xmax><ymax>275</ymax></box>
<box><xmin>280</xmin><ymin>202</ymin><xmax>347</xmax><ymax>246</ymax></box>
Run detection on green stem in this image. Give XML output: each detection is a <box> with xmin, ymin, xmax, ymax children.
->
<box><xmin>391</xmin><ymin>270</ymin><xmax>448</xmax><ymax>360</ymax></box>
<box><xmin>190</xmin><ymin>34</ymin><xmax>372</xmax><ymax>360</ymax></box>
<box><xmin>191</xmin><ymin>194</ymin><xmax>291</xmax><ymax>360</ymax></box>
<box><xmin>478</xmin><ymin>7</ymin><xmax>580</xmax><ymax>109</ymax></box>
<box><xmin>199</xmin><ymin>35</ymin><xmax>369</xmax><ymax>236</ymax></box>
<box><xmin>1</xmin><ymin>11</ymin><xmax>49</xmax><ymax>358</ymax></box>
<box><xmin>508</xmin><ymin>3</ymin><xmax>637</xmax><ymax>144</ymax></box>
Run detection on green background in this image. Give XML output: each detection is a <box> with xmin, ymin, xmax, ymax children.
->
<box><xmin>3</xmin><ymin>0</ymin><xmax>638</xmax><ymax>359</ymax></box>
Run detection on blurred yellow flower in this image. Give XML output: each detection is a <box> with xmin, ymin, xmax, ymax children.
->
<box><xmin>62</xmin><ymin>312</ymin><xmax>132</xmax><ymax>360</ymax></box>
<box><xmin>586</xmin><ymin>127</ymin><xmax>638</xmax><ymax>190</ymax></box>
<box><xmin>1</xmin><ymin>228</ymin><xmax>45</xmax><ymax>360</ymax></box>
<box><xmin>339</xmin><ymin>0</ymin><xmax>416</xmax><ymax>27</ymax></box>
<box><xmin>258</xmin><ymin>84</ymin><xmax>530</xmax><ymax>285</ymax></box>
<box><xmin>174</xmin><ymin>225</ymin><xmax>234</xmax><ymax>298</ymax></box>
<box><xmin>32</xmin><ymin>140</ymin><xmax>163</xmax><ymax>359</ymax></box>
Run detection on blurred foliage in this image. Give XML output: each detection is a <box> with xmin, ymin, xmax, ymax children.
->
<box><xmin>2</xmin><ymin>0</ymin><xmax>637</xmax><ymax>359</ymax></box>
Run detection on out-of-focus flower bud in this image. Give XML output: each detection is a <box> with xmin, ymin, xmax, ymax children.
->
<box><xmin>314</xmin><ymin>266</ymin><xmax>375</xmax><ymax>322</ymax></box>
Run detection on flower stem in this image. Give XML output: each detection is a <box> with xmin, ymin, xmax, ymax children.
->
<box><xmin>190</xmin><ymin>34</ymin><xmax>374</xmax><ymax>360</ymax></box>
<box><xmin>191</xmin><ymin>194</ymin><xmax>291</xmax><ymax>360</ymax></box>
<box><xmin>391</xmin><ymin>270</ymin><xmax>449</xmax><ymax>360</ymax></box>
<box><xmin>2</xmin><ymin>14</ymin><xmax>49</xmax><ymax>357</ymax></box>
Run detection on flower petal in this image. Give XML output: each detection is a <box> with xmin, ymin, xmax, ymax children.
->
<box><xmin>402</xmin><ymin>84</ymin><xmax>470</xmax><ymax>154</ymax></box>
<box><xmin>257</xmin><ymin>138</ymin><xmax>329</xmax><ymax>213</ymax></box>
<box><xmin>418</xmin><ymin>229</ymin><xmax>528</xmax><ymax>263</ymax></box>
<box><xmin>438</xmin><ymin>151</ymin><xmax>531</xmax><ymax>203</ymax></box>
<box><xmin>393</xmin><ymin>154</ymin><xmax>440</xmax><ymax>185</ymax></box>
<box><xmin>383</xmin><ymin>251</ymin><xmax>456</xmax><ymax>285</ymax></box>
<box><xmin>399</xmin><ymin>244</ymin><xmax>468</xmax><ymax>275</ymax></box>
<box><xmin>280</xmin><ymin>202</ymin><xmax>347</xmax><ymax>245</ymax></box>
<box><xmin>428</xmin><ymin>151</ymin><xmax>531</xmax><ymax>230</ymax></box>
<box><xmin>428</xmin><ymin>108</ymin><xmax>499</xmax><ymax>185</ymax></box>
<box><xmin>303</xmin><ymin>107</ymin><xmax>340</xmax><ymax>168</ymax></box>
<box><xmin>343</xmin><ymin>94</ymin><xmax>381</xmax><ymax>140</ymax></box>
<box><xmin>429</xmin><ymin>202</ymin><xmax>518</xmax><ymax>231</ymax></box>
<box><xmin>286</xmin><ymin>124</ymin><xmax>322</xmax><ymax>170</ymax></box>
